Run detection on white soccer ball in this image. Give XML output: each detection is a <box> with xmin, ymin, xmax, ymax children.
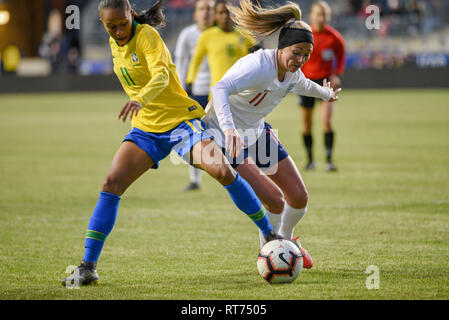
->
<box><xmin>257</xmin><ymin>239</ymin><xmax>303</xmax><ymax>284</ymax></box>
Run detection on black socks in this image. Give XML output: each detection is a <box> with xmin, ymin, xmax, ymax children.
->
<box><xmin>303</xmin><ymin>131</ymin><xmax>335</xmax><ymax>163</ymax></box>
<box><xmin>303</xmin><ymin>133</ymin><xmax>313</xmax><ymax>163</ymax></box>
<box><xmin>324</xmin><ymin>130</ymin><xmax>334</xmax><ymax>162</ymax></box>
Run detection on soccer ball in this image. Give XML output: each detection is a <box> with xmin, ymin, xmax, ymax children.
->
<box><xmin>257</xmin><ymin>239</ymin><xmax>303</xmax><ymax>284</ymax></box>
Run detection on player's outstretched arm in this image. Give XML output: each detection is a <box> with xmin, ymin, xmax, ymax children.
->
<box><xmin>294</xmin><ymin>76</ymin><xmax>341</xmax><ymax>103</ymax></box>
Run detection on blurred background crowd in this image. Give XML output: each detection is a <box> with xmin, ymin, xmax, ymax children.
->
<box><xmin>0</xmin><ymin>0</ymin><xmax>448</xmax><ymax>77</ymax></box>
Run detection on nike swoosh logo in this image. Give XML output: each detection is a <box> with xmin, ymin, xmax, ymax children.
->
<box><xmin>279</xmin><ymin>252</ymin><xmax>291</xmax><ymax>267</ymax></box>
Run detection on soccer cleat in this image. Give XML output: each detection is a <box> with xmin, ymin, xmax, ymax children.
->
<box><xmin>263</xmin><ymin>230</ymin><xmax>283</xmax><ymax>243</ymax></box>
<box><xmin>305</xmin><ymin>161</ymin><xmax>316</xmax><ymax>171</ymax></box>
<box><xmin>292</xmin><ymin>237</ymin><xmax>313</xmax><ymax>269</ymax></box>
<box><xmin>325</xmin><ymin>161</ymin><xmax>337</xmax><ymax>172</ymax></box>
<box><xmin>183</xmin><ymin>182</ymin><xmax>200</xmax><ymax>191</ymax></box>
<box><xmin>61</xmin><ymin>261</ymin><xmax>99</xmax><ymax>287</ymax></box>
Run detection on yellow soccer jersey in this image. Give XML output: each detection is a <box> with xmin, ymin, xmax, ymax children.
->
<box><xmin>186</xmin><ymin>26</ymin><xmax>256</xmax><ymax>89</ymax></box>
<box><xmin>110</xmin><ymin>21</ymin><xmax>205</xmax><ymax>133</ymax></box>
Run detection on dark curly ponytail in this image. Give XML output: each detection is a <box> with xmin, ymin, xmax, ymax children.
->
<box><xmin>98</xmin><ymin>0</ymin><xmax>166</xmax><ymax>28</ymax></box>
<box><xmin>134</xmin><ymin>0</ymin><xmax>165</xmax><ymax>28</ymax></box>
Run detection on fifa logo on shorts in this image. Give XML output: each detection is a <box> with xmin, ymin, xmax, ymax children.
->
<box><xmin>131</xmin><ymin>53</ymin><xmax>139</xmax><ymax>63</ymax></box>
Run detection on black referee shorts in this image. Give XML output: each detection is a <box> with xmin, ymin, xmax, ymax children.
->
<box><xmin>298</xmin><ymin>78</ymin><xmax>325</xmax><ymax>109</ymax></box>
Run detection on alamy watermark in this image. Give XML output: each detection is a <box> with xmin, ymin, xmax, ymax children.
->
<box><xmin>64</xmin><ymin>4</ymin><xmax>381</xmax><ymax>31</ymax></box>
<box><xmin>64</xmin><ymin>265</ymin><xmax>81</xmax><ymax>289</ymax></box>
<box><xmin>365</xmin><ymin>5</ymin><xmax>380</xmax><ymax>30</ymax></box>
<box><xmin>365</xmin><ymin>265</ymin><xmax>380</xmax><ymax>289</ymax></box>
<box><xmin>65</xmin><ymin>5</ymin><xmax>80</xmax><ymax>30</ymax></box>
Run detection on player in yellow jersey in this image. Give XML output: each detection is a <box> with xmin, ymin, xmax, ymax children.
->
<box><xmin>185</xmin><ymin>0</ymin><xmax>256</xmax><ymax>92</ymax></box>
<box><xmin>182</xmin><ymin>0</ymin><xmax>256</xmax><ymax>191</ymax></box>
<box><xmin>62</xmin><ymin>0</ymin><xmax>280</xmax><ymax>287</ymax></box>
<box><xmin>175</xmin><ymin>0</ymin><xmax>214</xmax><ymax>192</ymax></box>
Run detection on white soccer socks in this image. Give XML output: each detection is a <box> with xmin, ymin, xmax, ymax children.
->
<box><xmin>278</xmin><ymin>203</ymin><xmax>307</xmax><ymax>240</ymax></box>
<box><xmin>189</xmin><ymin>166</ymin><xmax>202</xmax><ymax>185</ymax></box>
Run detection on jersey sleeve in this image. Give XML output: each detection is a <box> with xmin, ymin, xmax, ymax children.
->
<box><xmin>185</xmin><ymin>32</ymin><xmax>208</xmax><ymax>85</ymax></box>
<box><xmin>133</xmin><ymin>26</ymin><xmax>170</xmax><ymax>107</ymax></box>
<box><xmin>293</xmin><ymin>70</ymin><xmax>332</xmax><ymax>101</ymax></box>
<box><xmin>211</xmin><ymin>53</ymin><xmax>268</xmax><ymax>131</ymax></box>
<box><xmin>174</xmin><ymin>28</ymin><xmax>191</xmax><ymax>89</ymax></box>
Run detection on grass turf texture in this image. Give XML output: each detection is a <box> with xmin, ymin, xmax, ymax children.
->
<box><xmin>0</xmin><ymin>89</ymin><xmax>448</xmax><ymax>300</ymax></box>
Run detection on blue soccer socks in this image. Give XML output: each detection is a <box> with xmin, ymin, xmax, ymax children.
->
<box><xmin>224</xmin><ymin>173</ymin><xmax>273</xmax><ymax>236</ymax></box>
<box><xmin>83</xmin><ymin>191</ymin><xmax>121</xmax><ymax>263</ymax></box>
<box><xmin>81</xmin><ymin>174</ymin><xmax>273</xmax><ymax>263</ymax></box>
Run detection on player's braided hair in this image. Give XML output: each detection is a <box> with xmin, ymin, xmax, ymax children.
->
<box><xmin>227</xmin><ymin>0</ymin><xmax>311</xmax><ymax>40</ymax></box>
<box><xmin>98</xmin><ymin>0</ymin><xmax>166</xmax><ymax>28</ymax></box>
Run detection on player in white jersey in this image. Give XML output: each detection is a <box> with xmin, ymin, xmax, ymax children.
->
<box><xmin>174</xmin><ymin>0</ymin><xmax>214</xmax><ymax>191</ymax></box>
<box><xmin>203</xmin><ymin>0</ymin><xmax>341</xmax><ymax>268</ymax></box>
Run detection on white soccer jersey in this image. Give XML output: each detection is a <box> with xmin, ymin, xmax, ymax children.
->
<box><xmin>174</xmin><ymin>24</ymin><xmax>210</xmax><ymax>96</ymax></box>
<box><xmin>203</xmin><ymin>48</ymin><xmax>332</xmax><ymax>147</ymax></box>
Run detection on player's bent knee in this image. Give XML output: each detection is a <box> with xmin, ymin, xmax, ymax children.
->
<box><xmin>212</xmin><ymin>165</ymin><xmax>236</xmax><ymax>186</ymax></box>
<box><xmin>265</xmin><ymin>197</ymin><xmax>285</xmax><ymax>214</ymax></box>
<box><xmin>101</xmin><ymin>175</ymin><xmax>126</xmax><ymax>196</ymax></box>
<box><xmin>288</xmin><ymin>190</ymin><xmax>309</xmax><ymax>209</ymax></box>
<box><xmin>265</xmin><ymin>190</ymin><xmax>285</xmax><ymax>214</ymax></box>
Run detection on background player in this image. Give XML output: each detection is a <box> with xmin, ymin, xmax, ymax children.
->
<box><xmin>185</xmin><ymin>0</ymin><xmax>255</xmax><ymax>96</ymax></box>
<box><xmin>298</xmin><ymin>1</ymin><xmax>345</xmax><ymax>171</ymax></box>
<box><xmin>182</xmin><ymin>0</ymin><xmax>255</xmax><ymax>191</ymax></box>
<box><xmin>62</xmin><ymin>0</ymin><xmax>279</xmax><ymax>287</ymax></box>
<box><xmin>174</xmin><ymin>0</ymin><xmax>214</xmax><ymax>191</ymax></box>
<box><xmin>204</xmin><ymin>0</ymin><xmax>341</xmax><ymax>267</ymax></box>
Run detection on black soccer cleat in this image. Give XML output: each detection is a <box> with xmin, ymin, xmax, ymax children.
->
<box><xmin>183</xmin><ymin>182</ymin><xmax>200</xmax><ymax>191</ymax></box>
<box><xmin>264</xmin><ymin>230</ymin><xmax>284</xmax><ymax>243</ymax></box>
<box><xmin>61</xmin><ymin>261</ymin><xmax>99</xmax><ymax>287</ymax></box>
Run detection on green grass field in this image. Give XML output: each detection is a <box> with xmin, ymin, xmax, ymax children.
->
<box><xmin>0</xmin><ymin>89</ymin><xmax>448</xmax><ymax>300</ymax></box>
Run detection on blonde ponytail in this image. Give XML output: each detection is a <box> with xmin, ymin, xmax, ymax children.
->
<box><xmin>227</xmin><ymin>0</ymin><xmax>302</xmax><ymax>39</ymax></box>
